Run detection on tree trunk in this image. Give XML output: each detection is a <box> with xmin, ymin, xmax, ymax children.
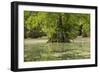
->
<box><xmin>48</xmin><ymin>14</ymin><xmax>70</xmax><ymax>43</ymax></box>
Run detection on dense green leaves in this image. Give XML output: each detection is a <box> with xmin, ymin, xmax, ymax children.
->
<box><xmin>24</xmin><ymin>11</ymin><xmax>90</xmax><ymax>42</ymax></box>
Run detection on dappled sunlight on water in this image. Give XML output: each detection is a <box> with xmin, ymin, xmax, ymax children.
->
<box><xmin>24</xmin><ymin>37</ymin><xmax>90</xmax><ymax>62</ymax></box>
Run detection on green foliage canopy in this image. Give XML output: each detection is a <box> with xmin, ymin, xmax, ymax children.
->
<box><xmin>24</xmin><ymin>11</ymin><xmax>90</xmax><ymax>42</ymax></box>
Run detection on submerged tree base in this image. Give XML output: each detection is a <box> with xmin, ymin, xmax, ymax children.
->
<box><xmin>47</xmin><ymin>38</ymin><xmax>71</xmax><ymax>43</ymax></box>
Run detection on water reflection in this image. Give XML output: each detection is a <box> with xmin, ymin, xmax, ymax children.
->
<box><xmin>24</xmin><ymin>40</ymin><xmax>90</xmax><ymax>62</ymax></box>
